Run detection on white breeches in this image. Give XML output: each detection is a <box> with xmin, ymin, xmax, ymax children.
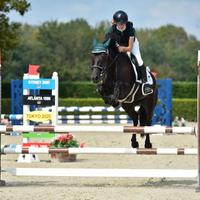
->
<box><xmin>132</xmin><ymin>38</ymin><xmax>143</xmax><ymax>66</ymax></box>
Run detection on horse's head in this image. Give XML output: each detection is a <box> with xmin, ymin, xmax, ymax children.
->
<box><xmin>90</xmin><ymin>39</ymin><xmax>111</xmax><ymax>83</ymax></box>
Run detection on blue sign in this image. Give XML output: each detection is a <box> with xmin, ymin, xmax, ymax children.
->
<box><xmin>23</xmin><ymin>79</ymin><xmax>55</xmax><ymax>90</ymax></box>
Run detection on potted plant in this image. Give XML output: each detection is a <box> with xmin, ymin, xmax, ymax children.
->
<box><xmin>50</xmin><ymin>133</ymin><xmax>84</xmax><ymax>162</ymax></box>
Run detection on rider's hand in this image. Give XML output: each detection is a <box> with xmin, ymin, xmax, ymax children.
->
<box><xmin>118</xmin><ymin>46</ymin><xmax>124</xmax><ymax>52</ymax></box>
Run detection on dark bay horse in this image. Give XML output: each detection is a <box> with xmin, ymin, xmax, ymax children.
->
<box><xmin>91</xmin><ymin>38</ymin><xmax>157</xmax><ymax>148</ymax></box>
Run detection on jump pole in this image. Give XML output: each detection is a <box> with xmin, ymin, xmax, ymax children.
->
<box><xmin>9</xmin><ymin>168</ymin><xmax>197</xmax><ymax>178</ymax></box>
<box><xmin>0</xmin><ymin>125</ymin><xmax>196</xmax><ymax>134</ymax></box>
<box><xmin>197</xmin><ymin>50</ymin><xmax>200</xmax><ymax>191</ymax></box>
<box><xmin>1</xmin><ymin>146</ymin><xmax>197</xmax><ymax>155</ymax></box>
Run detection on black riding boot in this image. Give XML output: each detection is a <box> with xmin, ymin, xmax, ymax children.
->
<box><xmin>140</xmin><ymin>64</ymin><xmax>147</xmax><ymax>83</ymax></box>
<box><xmin>140</xmin><ymin>64</ymin><xmax>153</xmax><ymax>95</ymax></box>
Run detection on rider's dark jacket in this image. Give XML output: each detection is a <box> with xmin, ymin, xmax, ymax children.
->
<box><xmin>105</xmin><ymin>21</ymin><xmax>136</xmax><ymax>46</ymax></box>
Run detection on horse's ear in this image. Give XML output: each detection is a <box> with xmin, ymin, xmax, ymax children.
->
<box><xmin>92</xmin><ymin>37</ymin><xmax>97</xmax><ymax>47</ymax></box>
<box><xmin>104</xmin><ymin>38</ymin><xmax>111</xmax><ymax>48</ymax></box>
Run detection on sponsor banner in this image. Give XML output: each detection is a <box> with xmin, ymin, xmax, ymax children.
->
<box><xmin>25</xmin><ymin>111</ymin><xmax>52</xmax><ymax>122</ymax></box>
<box><xmin>23</xmin><ymin>95</ymin><xmax>55</xmax><ymax>105</ymax></box>
<box><xmin>23</xmin><ymin>79</ymin><xmax>55</xmax><ymax>90</ymax></box>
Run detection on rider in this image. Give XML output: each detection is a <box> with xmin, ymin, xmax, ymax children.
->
<box><xmin>105</xmin><ymin>10</ymin><xmax>152</xmax><ymax>94</ymax></box>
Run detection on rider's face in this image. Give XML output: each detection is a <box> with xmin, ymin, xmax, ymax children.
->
<box><xmin>116</xmin><ymin>23</ymin><xmax>126</xmax><ymax>32</ymax></box>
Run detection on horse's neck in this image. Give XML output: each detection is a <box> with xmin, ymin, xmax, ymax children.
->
<box><xmin>105</xmin><ymin>61</ymin><xmax>116</xmax><ymax>83</ymax></box>
<box><xmin>116</xmin><ymin>54</ymin><xmax>135</xmax><ymax>84</ymax></box>
<box><xmin>107</xmin><ymin>49</ymin><xmax>136</xmax><ymax>85</ymax></box>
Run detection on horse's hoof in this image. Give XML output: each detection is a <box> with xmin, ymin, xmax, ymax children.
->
<box><xmin>131</xmin><ymin>141</ymin><xmax>139</xmax><ymax>148</ymax></box>
<box><xmin>145</xmin><ymin>142</ymin><xmax>152</xmax><ymax>148</ymax></box>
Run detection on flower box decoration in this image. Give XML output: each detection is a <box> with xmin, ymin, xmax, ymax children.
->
<box><xmin>50</xmin><ymin>133</ymin><xmax>84</xmax><ymax>162</ymax></box>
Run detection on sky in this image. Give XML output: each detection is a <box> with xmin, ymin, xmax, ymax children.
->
<box><xmin>8</xmin><ymin>0</ymin><xmax>200</xmax><ymax>40</ymax></box>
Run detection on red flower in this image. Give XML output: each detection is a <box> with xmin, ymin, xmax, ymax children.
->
<box><xmin>50</xmin><ymin>133</ymin><xmax>85</xmax><ymax>148</ymax></box>
<box><xmin>58</xmin><ymin>133</ymin><xmax>73</xmax><ymax>142</ymax></box>
<box><xmin>79</xmin><ymin>143</ymin><xmax>85</xmax><ymax>148</ymax></box>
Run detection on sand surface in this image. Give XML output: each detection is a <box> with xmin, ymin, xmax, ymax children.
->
<box><xmin>0</xmin><ymin>124</ymin><xmax>200</xmax><ymax>200</ymax></box>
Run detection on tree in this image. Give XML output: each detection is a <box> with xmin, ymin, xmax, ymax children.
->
<box><xmin>0</xmin><ymin>0</ymin><xmax>30</xmax><ymax>52</ymax></box>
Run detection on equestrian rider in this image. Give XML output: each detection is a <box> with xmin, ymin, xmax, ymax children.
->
<box><xmin>105</xmin><ymin>10</ymin><xmax>152</xmax><ymax>94</ymax></box>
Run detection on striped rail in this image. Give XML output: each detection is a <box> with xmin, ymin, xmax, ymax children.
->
<box><xmin>2</xmin><ymin>114</ymin><xmax>130</xmax><ymax>120</ymax></box>
<box><xmin>1</xmin><ymin>114</ymin><xmax>133</xmax><ymax>124</ymax></box>
<box><xmin>0</xmin><ymin>125</ymin><xmax>196</xmax><ymax>134</ymax></box>
<box><xmin>1</xmin><ymin>146</ymin><xmax>197</xmax><ymax>155</ymax></box>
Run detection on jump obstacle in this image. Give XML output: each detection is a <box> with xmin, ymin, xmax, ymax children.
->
<box><xmin>11</xmin><ymin>79</ymin><xmax>172</xmax><ymax>125</ymax></box>
<box><xmin>0</xmin><ymin>50</ymin><xmax>200</xmax><ymax>190</ymax></box>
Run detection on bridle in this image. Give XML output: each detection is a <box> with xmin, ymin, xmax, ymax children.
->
<box><xmin>91</xmin><ymin>50</ymin><xmax>120</xmax><ymax>83</ymax></box>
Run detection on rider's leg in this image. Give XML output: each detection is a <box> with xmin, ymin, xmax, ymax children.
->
<box><xmin>140</xmin><ymin>64</ymin><xmax>147</xmax><ymax>83</ymax></box>
<box><xmin>132</xmin><ymin>38</ymin><xmax>153</xmax><ymax>95</ymax></box>
<box><xmin>132</xmin><ymin>38</ymin><xmax>147</xmax><ymax>83</ymax></box>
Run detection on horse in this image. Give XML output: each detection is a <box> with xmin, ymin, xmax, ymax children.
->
<box><xmin>90</xmin><ymin>37</ymin><xmax>157</xmax><ymax>148</ymax></box>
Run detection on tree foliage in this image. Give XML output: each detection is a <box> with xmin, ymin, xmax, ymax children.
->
<box><xmin>2</xmin><ymin>20</ymin><xmax>200</xmax><ymax>82</ymax></box>
<box><xmin>0</xmin><ymin>0</ymin><xmax>30</xmax><ymax>52</ymax></box>
<box><xmin>138</xmin><ymin>25</ymin><xmax>200</xmax><ymax>81</ymax></box>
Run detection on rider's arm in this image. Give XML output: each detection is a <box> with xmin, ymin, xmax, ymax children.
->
<box><xmin>118</xmin><ymin>37</ymin><xmax>134</xmax><ymax>52</ymax></box>
<box><xmin>118</xmin><ymin>22</ymin><xmax>135</xmax><ymax>52</ymax></box>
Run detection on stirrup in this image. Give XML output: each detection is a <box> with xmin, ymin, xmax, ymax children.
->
<box><xmin>142</xmin><ymin>84</ymin><xmax>153</xmax><ymax>95</ymax></box>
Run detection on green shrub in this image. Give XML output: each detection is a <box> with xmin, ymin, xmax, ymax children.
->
<box><xmin>2</xmin><ymin>98</ymin><xmax>11</xmax><ymax>113</ymax></box>
<box><xmin>172</xmin><ymin>98</ymin><xmax>197</xmax><ymax>121</ymax></box>
<box><xmin>59</xmin><ymin>98</ymin><xmax>104</xmax><ymax>106</ymax></box>
<box><xmin>2</xmin><ymin>82</ymin><xmax>11</xmax><ymax>98</ymax></box>
<box><xmin>59</xmin><ymin>82</ymin><xmax>100</xmax><ymax>98</ymax></box>
<box><xmin>173</xmin><ymin>82</ymin><xmax>196</xmax><ymax>98</ymax></box>
<box><xmin>59</xmin><ymin>81</ymin><xmax>197</xmax><ymax>99</ymax></box>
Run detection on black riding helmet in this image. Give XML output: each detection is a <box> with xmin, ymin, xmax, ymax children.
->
<box><xmin>113</xmin><ymin>10</ymin><xmax>128</xmax><ymax>24</ymax></box>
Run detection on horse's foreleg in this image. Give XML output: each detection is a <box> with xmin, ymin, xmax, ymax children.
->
<box><xmin>111</xmin><ymin>82</ymin><xmax>120</xmax><ymax>104</ymax></box>
<box><xmin>144</xmin><ymin>119</ymin><xmax>152</xmax><ymax>148</ymax></box>
<box><xmin>144</xmin><ymin>134</ymin><xmax>152</xmax><ymax>148</ymax></box>
<box><xmin>131</xmin><ymin>134</ymin><xmax>139</xmax><ymax>148</ymax></box>
<box><xmin>131</xmin><ymin>113</ymin><xmax>139</xmax><ymax>148</ymax></box>
<box><xmin>140</xmin><ymin>107</ymin><xmax>152</xmax><ymax>148</ymax></box>
<box><xmin>97</xmin><ymin>85</ymin><xmax>114</xmax><ymax>105</ymax></box>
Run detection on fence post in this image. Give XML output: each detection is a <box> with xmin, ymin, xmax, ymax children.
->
<box><xmin>0</xmin><ymin>49</ymin><xmax>5</xmax><ymax>186</ymax></box>
<box><xmin>196</xmin><ymin>50</ymin><xmax>200</xmax><ymax>191</ymax></box>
